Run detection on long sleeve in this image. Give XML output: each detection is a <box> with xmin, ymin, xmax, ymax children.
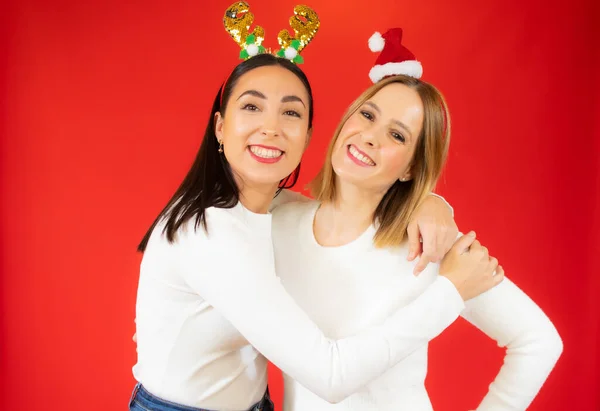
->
<box><xmin>461</xmin><ymin>277</ymin><xmax>563</xmax><ymax>410</ymax></box>
<box><xmin>176</xmin><ymin>209</ymin><xmax>465</xmax><ymax>404</ymax></box>
<box><xmin>429</xmin><ymin>192</ymin><xmax>454</xmax><ymax>216</ymax></box>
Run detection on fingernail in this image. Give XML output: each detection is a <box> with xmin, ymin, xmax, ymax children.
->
<box><xmin>468</xmin><ymin>231</ymin><xmax>476</xmax><ymax>237</ymax></box>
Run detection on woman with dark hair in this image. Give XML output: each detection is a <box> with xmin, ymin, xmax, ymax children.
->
<box><xmin>129</xmin><ymin>8</ymin><xmax>501</xmax><ymax>411</ymax></box>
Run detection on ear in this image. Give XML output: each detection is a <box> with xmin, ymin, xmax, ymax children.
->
<box><xmin>400</xmin><ymin>166</ymin><xmax>412</xmax><ymax>182</ymax></box>
<box><xmin>214</xmin><ymin>111</ymin><xmax>224</xmax><ymax>141</ymax></box>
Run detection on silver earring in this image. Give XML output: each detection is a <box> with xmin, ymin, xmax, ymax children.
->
<box><xmin>218</xmin><ymin>141</ymin><xmax>223</xmax><ymax>153</ymax></box>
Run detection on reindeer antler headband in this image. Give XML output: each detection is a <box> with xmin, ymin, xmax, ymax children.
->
<box><xmin>223</xmin><ymin>2</ymin><xmax>320</xmax><ymax>64</ymax></box>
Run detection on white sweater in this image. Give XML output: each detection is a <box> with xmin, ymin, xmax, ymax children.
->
<box><xmin>272</xmin><ymin>200</ymin><xmax>563</xmax><ymax>411</ymax></box>
<box><xmin>132</xmin><ymin>191</ymin><xmax>465</xmax><ymax>410</ymax></box>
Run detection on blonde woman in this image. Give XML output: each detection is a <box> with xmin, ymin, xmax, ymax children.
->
<box><xmin>272</xmin><ymin>29</ymin><xmax>563</xmax><ymax>411</ymax></box>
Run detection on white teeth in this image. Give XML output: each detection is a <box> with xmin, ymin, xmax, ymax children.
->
<box><xmin>349</xmin><ymin>145</ymin><xmax>375</xmax><ymax>166</ymax></box>
<box><xmin>250</xmin><ymin>146</ymin><xmax>283</xmax><ymax>158</ymax></box>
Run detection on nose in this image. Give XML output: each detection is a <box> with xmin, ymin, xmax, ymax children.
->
<box><xmin>360</xmin><ymin>128</ymin><xmax>380</xmax><ymax>147</ymax></box>
<box><xmin>261</xmin><ymin>113</ymin><xmax>281</xmax><ymax>137</ymax></box>
<box><xmin>262</xmin><ymin>128</ymin><xmax>280</xmax><ymax>137</ymax></box>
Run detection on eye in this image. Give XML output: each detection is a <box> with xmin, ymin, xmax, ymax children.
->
<box><xmin>360</xmin><ymin>110</ymin><xmax>374</xmax><ymax>121</ymax></box>
<box><xmin>391</xmin><ymin>131</ymin><xmax>406</xmax><ymax>143</ymax></box>
<box><xmin>242</xmin><ymin>103</ymin><xmax>259</xmax><ymax>111</ymax></box>
<box><xmin>283</xmin><ymin>110</ymin><xmax>301</xmax><ymax>118</ymax></box>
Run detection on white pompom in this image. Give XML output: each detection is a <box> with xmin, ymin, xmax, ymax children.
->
<box><xmin>284</xmin><ymin>46</ymin><xmax>298</xmax><ymax>60</ymax></box>
<box><xmin>247</xmin><ymin>44</ymin><xmax>259</xmax><ymax>56</ymax></box>
<box><xmin>368</xmin><ymin>32</ymin><xmax>385</xmax><ymax>52</ymax></box>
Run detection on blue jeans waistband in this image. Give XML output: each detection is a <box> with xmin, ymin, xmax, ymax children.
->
<box><xmin>129</xmin><ymin>383</ymin><xmax>273</xmax><ymax>411</ymax></box>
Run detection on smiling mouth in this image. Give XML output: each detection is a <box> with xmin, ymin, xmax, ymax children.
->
<box><xmin>347</xmin><ymin>144</ymin><xmax>375</xmax><ymax>166</ymax></box>
<box><xmin>249</xmin><ymin>145</ymin><xmax>283</xmax><ymax>159</ymax></box>
<box><xmin>247</xmin><ymin>145</ymin><xmax>285</xmax><ymax>164</ymax></box>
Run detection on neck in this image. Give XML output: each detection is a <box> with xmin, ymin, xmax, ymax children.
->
<box><xmin>236</xmin><ymin>177</ymin><xmax>279</xmax><ymax>214</ymax></box>
<box><xmin>314</xmin><ymin>178</ymin><xmax>386</xmax><ymax>246</ymax></box>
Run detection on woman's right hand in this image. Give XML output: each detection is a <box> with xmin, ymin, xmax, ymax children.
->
<box><xmin>439</xmin><ymin>232</ymin><xmax>504</xmax><ymax>301</ymax></box>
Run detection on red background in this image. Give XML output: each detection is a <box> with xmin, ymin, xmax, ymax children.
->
<box><xmin>1</xmin><ymin>0</ymin><xmax>599</xmax><ymax>410</ymax></box>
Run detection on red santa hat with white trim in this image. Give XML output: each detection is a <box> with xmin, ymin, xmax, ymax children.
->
<box><xmin>368</xmin><ymin>28</ymin><xmax>423</xmax><ymax>83</ymax></box>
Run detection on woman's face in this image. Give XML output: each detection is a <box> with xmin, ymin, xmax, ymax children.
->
<box><xmin>215</xmin><ymin>65</ymin><xmax>311</xmax><ymax>189</ymax></box>
<box><xmin>330</xmin><ymin>82</ymin><xmax>424</xmax><ymax>194</ymax></box>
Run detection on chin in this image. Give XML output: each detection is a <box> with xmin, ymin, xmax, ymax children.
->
<box><xmin>333</xmin><ymin>166</ymin><xmax>367</xmax><ymax>186</ymax></box>
<box><xmin>242</xmin><ymin>168</ymin><xmax>292</xmax><ymax>187</ymax></box>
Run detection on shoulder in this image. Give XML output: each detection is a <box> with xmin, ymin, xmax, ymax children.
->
<box><xmin>269</xmin><ymin>189</ymin><xmax>311</xmax><ymax>212</ymax></box>
<box><xmin>271</xmin><ymin>199</ymin><xmax>317</xmax><ymax>240</ymax></box>
<box><xmin>272</xmin><ymin>197</ymin><xmax>317</xmax><ymax>221</ymax></box>
<box><xmin>376</xmin><ymin>244</ymin><xmax>441</xmax><ymax>279</ymax></box>
<box><xmin>175</xmin><ymin>204</ymin><xmax>257</xmax><ymax>248</ymax></box>
<box><xmin>204</xmin><ymin>204</ymin><xmax>245</xmax><ymax>226</ymax></box>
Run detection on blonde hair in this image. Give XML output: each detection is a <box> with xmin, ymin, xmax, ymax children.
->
<box><xmin>309</xmin><ymin>75</ymin><xmax>451</xmax><ymax>248</ymax></box>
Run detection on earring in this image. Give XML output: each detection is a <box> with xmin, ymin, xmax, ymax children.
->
<box><xmin>401</xmin><ymin>177</ymin><xmax>408</xmax><ymax>182</ymax></box>
<box><xmin>218</xmin><ymin>140</ymin><xmax>224</xmax><ymax>153</ymax></box>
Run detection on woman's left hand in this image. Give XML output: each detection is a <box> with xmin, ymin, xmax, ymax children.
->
<box><xmin>407</xmin><ymin>194</ymin><xmax>458</xmax><ymax>275</ymax></box>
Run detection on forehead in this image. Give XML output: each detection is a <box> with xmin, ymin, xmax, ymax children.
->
<box><xmin>368</xmin><ymin>82</ymin><xmax>424</xmax><ymax>133</ymax></box>
<box><xmin>233</xmin><ymin>65</ymin><xmax>309</xmax><ymax>100</ymax></box>
<box><xmin>370</xmin><ymin>83</ymin><xmax>423</xmax><ymax>114</ymax></box>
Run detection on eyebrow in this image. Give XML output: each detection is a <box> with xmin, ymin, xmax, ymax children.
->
<box><xmin>237</xmin><ymin>90</ymin><xmax>306</xmax><ymax>108</ymax></box>
<box><xmin>364</xmin><ymin>101</ymin><xmax>414</xmax><ymax>140</ymax></box>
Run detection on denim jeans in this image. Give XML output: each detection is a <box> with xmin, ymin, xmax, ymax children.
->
<box><xmin>129</xmin><ymin>383</ymin><xmax>274</xmax><ymax>411</ymax></box>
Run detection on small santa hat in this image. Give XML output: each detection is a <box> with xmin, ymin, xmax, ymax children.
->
<box><xmin>368</xmin><ymin>28</ymin><xmax>423</xmax><ymax>83</ymax></box>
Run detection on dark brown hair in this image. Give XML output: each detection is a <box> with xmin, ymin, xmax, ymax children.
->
<box><xmin>138</xmin><ymin>54</ymin><xmax>314</xmax><ymax>252</ymax></box>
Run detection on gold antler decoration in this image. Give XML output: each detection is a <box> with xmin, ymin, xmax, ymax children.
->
<box><xmin>276</xmin><ymin>5</ymin><xmax>320</xmax><ymax>64</ymax></box>
<box><xmin>223</xmin><ymin>2</ymin><xmax>266</xmax><ymax>59</ymax></box>
<box><xmin>223</xmin><ymin>2</ymin><xmax>320</xmax><ymax>63</ymax></box>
